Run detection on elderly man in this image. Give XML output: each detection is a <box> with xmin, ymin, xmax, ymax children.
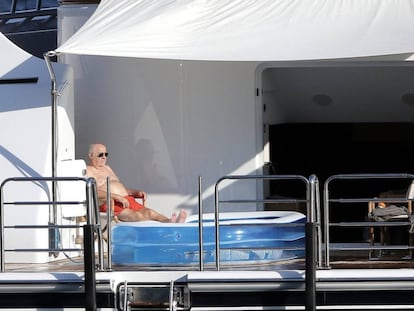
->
<box><xmin>86</xmin><ymin>143</ymin><xmax>187</xmax><ymax>223</ymax></box>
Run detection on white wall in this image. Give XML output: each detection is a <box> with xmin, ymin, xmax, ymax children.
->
<box><xmin>58</xmin><ymin>2</ymin><xmax>265</xmax><ymax>217</ymax></box>
<box><xmin>68</xmin><ymin>56</ymin><xmax>261</xmax><ymax>216</ymax></box>
<box><xmin>0</xmin><ymin>33</ymin><xmax>75</xmax><ymax>262</ymax></box>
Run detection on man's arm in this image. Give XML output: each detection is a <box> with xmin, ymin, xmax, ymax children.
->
<box><xmin>126</xmin><ymin>188</ymin><xmax>147</xmax><ymax>204</ymax></box>
<box><xmin>97</xmin><ymin>189</ymin><xmax>130</xmax><ymax>208</ymax></box>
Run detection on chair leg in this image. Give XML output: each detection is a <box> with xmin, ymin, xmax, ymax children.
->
<box><xmin>369</xmin><ymin>224</ymin><xmax>376</xmax><ymax>259</ymax></box>
<box><xmin>379</xmin><ymin>227</ymin><xmax>389</xmax><ymax>257</ymax></box>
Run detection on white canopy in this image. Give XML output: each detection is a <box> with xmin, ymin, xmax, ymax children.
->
<box><xmin>57</xmin><ymin>0</ymin><xmax>414</xmax><ymax>61</ymax></box>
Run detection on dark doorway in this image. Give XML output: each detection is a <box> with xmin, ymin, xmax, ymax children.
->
<box><xmin>268</xmin><ymin>122</ymin><xmax>414</xmax><ymax>242</ymax></box>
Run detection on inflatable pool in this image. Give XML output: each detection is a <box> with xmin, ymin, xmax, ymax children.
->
<box><xmin>111</xmin><ymin>211</ymin><xmax>306</xmax><ymax>265</ymax></box>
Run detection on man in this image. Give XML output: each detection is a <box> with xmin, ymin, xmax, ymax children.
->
<box><xmin>86</xmin><ymin>143</ymin><xmax>187</xmax><ymax>222</ymax></box>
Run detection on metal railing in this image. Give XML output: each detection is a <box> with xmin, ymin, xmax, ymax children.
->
<box><xmin>0</xmin><ymin>176</ymin><xmax>104</xmax><ymax>272</ymax></box>
<box><xmin>323</xmin><ymin>173</ymin><xmax>414</xmax><ymax>267</ymax></box>
<box><xmin>213</xmin><ymin>174</ymin><xmax>321</xmax><ymax>271</ymax></box>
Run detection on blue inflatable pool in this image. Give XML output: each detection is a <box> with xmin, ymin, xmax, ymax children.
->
<box><xmin>111</xmin><ymin>211</ymin><xmax>306</xmax><ymax>265</ymax></box>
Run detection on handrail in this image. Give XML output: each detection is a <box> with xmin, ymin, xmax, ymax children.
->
<box><xmin>309</xmin><ymin>174</ymin><xmax>322</xmax><ymax>268</ymax></box>
<box><xmin>105</xmin><ymin>177</ymin><xmax>112</xmax><ymax>270</ymax></box>
<box><xmin>0</xmin><ymin>176</ymin><xmax>103</xmax><ymax>272</ymax></box>
<box><xmin>88</xmin><ymin>177</ymin><xmax>105</xmax><ymax>271</ymax></box>
<box><xmin>214</xmin><ymin>174</ymin><xmax>319</xmax><ymax>271</ymax></box>
<box><xmin>306</xmin><ymin>174</ymin><xmax>319</xmax><ymax>311</ymax></box>
<box><xmin>198</xmin><ymin>176</ymin><xmax>204</xmax><ymax>271</ymax></box>
<box><xmin>323</xmin><ymin>173</ymin><xmax>414</xmax><ymax>267</ymax></box>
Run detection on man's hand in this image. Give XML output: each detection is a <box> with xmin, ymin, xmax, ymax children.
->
<box><xmin>115</xmin><ymin>195</ymin><xmax>129</xmax><ymax>208</ymax></box>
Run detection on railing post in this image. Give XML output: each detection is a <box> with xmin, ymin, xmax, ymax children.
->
<box><xmin>84</xmin><ymin>223</ymin><xmax>96</xmax><ymax>311</ymax></box>
<box><xmin>106</xmin><ymin>177</ymin><xmax>112</xmax><ymax>270</ymax></box>
<box><xmin>305</xmin><ymin>221</ymin><xmax>316</xmax><ymax>311</ymax></box>
<box><xmin>85</xmin><ymin>177</ymin><xmax>98</xmax><ymax>311</ymax></box>
<box><xmin>198</xmin><ymin>176</ymin><xmax>204</xmax><ymax>271</ymax></box>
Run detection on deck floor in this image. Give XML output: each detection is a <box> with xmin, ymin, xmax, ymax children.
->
<box><xmin>4</xmin><ymin>250</ymin><xmax>414</xmax><ymax>273</ymax></box>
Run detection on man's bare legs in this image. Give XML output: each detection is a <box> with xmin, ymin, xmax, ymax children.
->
<box><xmin>117</xmin><ymin>208</ymin><xmax>187</xmax><ymax>223</ymax></box>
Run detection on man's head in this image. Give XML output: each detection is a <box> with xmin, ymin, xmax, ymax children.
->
<box><xmin>88</xmin><ymin>143</ymin><xmax>109</xmax><ymax>167</ymax></box>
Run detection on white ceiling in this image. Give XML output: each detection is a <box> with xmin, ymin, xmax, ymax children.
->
<box><xmin>262</xmin><ymin>62</ymin><xmax>414</xmax><ymax>123</ymax></box>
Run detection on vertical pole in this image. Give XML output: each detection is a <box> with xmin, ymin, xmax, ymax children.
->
<box><xmin>198</xmin><ymin>176</ymin><xmax>204</xmax><ymax>271</ymax></box>
<box><xmin>106</xmin><ymin>177</ymin><xmax>112</xmax><ymax>269</ymax></box>
<box><xmin>305</xmin><ymin>221</ymin><xmax>316</xmax><ymax>311</ymax></box>
<box><xmin>214</xmin><ymin>182</ymin><xmax>220</xmax><ymax>271</ymax></box>
<box><xmin>44</xmin><ymin>52</ymin><xmax>59</xmax><ymax>256</ymax></box>
<box><xmin>84</xmin><ymin>224</ymin><xmax>96</xmax><ymax>311</ymax></box>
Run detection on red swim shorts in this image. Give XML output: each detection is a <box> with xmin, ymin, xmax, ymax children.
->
<box><xmin>99</xmin><ymin>195</ymin><xmax>144</xmax><ymax>216</ymax></box>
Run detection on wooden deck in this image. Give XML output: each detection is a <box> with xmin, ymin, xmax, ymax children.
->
<box><xmin>4</xmin><ymin>247</ymin><xmax>414</xmax><ymax>273</ymax></box>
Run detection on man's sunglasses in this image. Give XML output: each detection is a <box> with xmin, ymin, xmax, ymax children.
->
<box><xmin>97</xmin><ymin>152</ymin><xmax>109</xmax><ymax>158</ymax></box>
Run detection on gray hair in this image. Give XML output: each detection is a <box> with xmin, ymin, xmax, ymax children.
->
<box><xmin>88</xmin><ymin>144</ymin><xmax>98</xmax><ymax>156</ymax></box>
<box><xmin>88</xmin><ymin>143</ymin><xmax>106</xmax><ymax>156</ymax></box>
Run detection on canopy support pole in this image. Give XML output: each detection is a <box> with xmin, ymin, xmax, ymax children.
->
<box><xmin>44</xmin><ymin>51</ymin><xmax>60</xmax><ymax>257</ymax></box>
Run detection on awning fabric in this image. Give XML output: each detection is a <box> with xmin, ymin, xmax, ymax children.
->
<box><xmin>57</xmin><ymin>0</ymin><xmax>414</xmax><ymax>61</ymax></box>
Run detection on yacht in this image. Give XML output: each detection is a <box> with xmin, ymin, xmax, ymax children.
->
<box><xmin>1</xmin><ymin>1</ymin><xmax>414</xmax><ymax>310</ymax></box>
